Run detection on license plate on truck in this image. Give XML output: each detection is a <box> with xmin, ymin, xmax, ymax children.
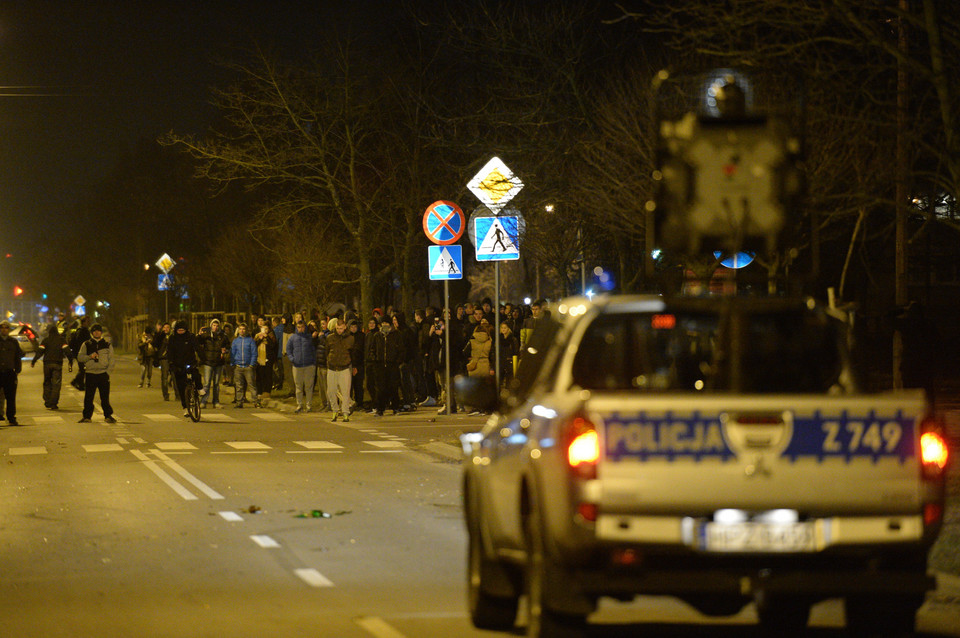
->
<box><xmin>700</xmin><ymin>522</ymin><xmax>817</xmax><ymax>552</ymax></box>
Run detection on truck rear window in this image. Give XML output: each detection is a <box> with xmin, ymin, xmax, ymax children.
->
<box><xmin>571</xmin><ymin>309</ymin><xmax>844</xmax><ymax>393</ymax></box>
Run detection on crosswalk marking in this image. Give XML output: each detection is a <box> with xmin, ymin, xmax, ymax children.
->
<box><xmin>252</xmin><ymin>412</ymin><xmax>292</xmax><ymax>422</ymax></box>
<box><xmin>226</xmin><ymin>441</ymin><xmax>272</xmax><ymax>450</ymax></box>
<box><xmin>364</xmin><ymin>440</ymin><xmax>404</xmax><ymax>448</ymax></box>
<box><xmin>219</xmin><ymin>511</ymin><xmax>244</xmax><ymax>522</ymax></box>
<box><xmin>200</xmin><ymin>413</ymin><xmax>236</xmax><ymax>422</ymax></box>
<box><xmin>294</xmin><ymin>441</ymin><xmax>343</xmax><ymax>449</ymax></box>
<box><xmin>32</xmin><ymin>416</ymin><xmax>64</xmax><ymax>424</ymax></box>
<box><xmin>83</xmin><ymin>443</ymin><xmax>125</xmax><ymax>453</ymax></box>
<box><xmin>144</xmin><ymin>414</ymin><xmax>180</xmax><ymax>422</ymax></box>
<box><xmin>8</xmin><ymin>446</ymin><xmax>47</xmax><ymax>456</ymax></box>
<box><xmin>155</xmin><ymin>442</ymin><xmax>198</xmax><ymax>451</ymax></box>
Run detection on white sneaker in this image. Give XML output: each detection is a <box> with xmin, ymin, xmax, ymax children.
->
<box><xmin>183</xmin><ymin>410</ymin><xmax>190</xmax><ymax>417</ymax></box>
<box><xmin>198</xmin><ymin>388</ymin><xmax>207</xmax><ymax>396</ymax></box>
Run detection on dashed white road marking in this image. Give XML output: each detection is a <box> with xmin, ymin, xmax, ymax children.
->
<box><xmin>32</xmin><ymin>416</ymin><xmax>64</xmax><ymax>424</ymax></box>
<box><xmin>355</xmin><ymin>616</ymin><xmax>407</xmax><ymax>638</ymax></box>
<box><xmin>8</xmin><ymin>446</ymin><xmax>47</xmax><ymax>456</ymax></box>
<box><xmin>116</xmin><ymin>437</ymin><xmax>129</xmax><ymax>444</ymax></box>
<box><xmin>218</xmin><ymin>511</ymin><xmax>244</xmax><ymax>522</ymax></box>
<box><xmin>225</xmin><ymin>441</ymin><xmax>272</xmax><ymax>450</ymax></box>
<box><xmin>250</xmin><ymin>535</ymin><xmax>280</xmax><ymax>548</ymax></box>
<box><xmin>144</xmin><ymin>414</ymin><xmax>180</xmax><ymax>422</ymax></box>
<box><xmin>294</xmin><ymin>568</ymin><xmax>334</xmax><ymax>587</ymax></box>
<box><xmin>132</xmin><ymin>437</ymin><xmax>147</xmax><ymax>444</ymax></box>
<box><xmin>83</xmin><ymin>443</ymin><xmax>125</xmax><ymax>453</ymax></box>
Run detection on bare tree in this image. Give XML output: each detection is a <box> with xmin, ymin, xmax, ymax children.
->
<box><xmin>162</xmin><ymin>47</ymin><xmax>399</xmax><ymax>319</ymax></box>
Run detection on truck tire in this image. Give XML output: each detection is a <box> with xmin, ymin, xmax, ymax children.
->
<box><xmin>845</xmin><ymin>595</ymin><xmax>920</xmax><ymax>637</ymax></box>
<box><xmin>466</xmin><ymin>485</ymin><xmax>519</xmax><ymax>630</ymax></box>
<box><xmin>755</xmin><ymin>594</ymin><xmax>810</xmax><ymax>636</ymax></box>
<box><xmin>467</xmin><ymin>519</ymin><xmax>519</xmax><ymax>629</ymax></box>
<box><xmin>523</xmin><ymin>503</ymin><xmax>587</xmax><ymax>638</ymax></box>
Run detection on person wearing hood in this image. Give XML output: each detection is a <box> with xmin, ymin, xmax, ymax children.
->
<box><xmin>362</xmin><ymin>317</ymin><xmax>380</xmax><ymax>411</ymax></box>
<box><xmin>0</xmin><ymin>320</ymin><xmax>24</xmax><ymax>424</ymax></box>
<box><xmin>198</xmin><ymin>318</ymin><xmax>229</xmax><ymax>408</ymax></box>
<box><xmin>465</xmin><ymin>323</ymin><xmax>494</xmax><ymax>379</ymax></box>
<box><xmin>32</xmin><ymin>321</ymin><xmax>74</xmax><ymax>410</ymax></box>
<box><xmin>326</xmin><ymin>317</ymin><xmax>355</xmax><ymax>422</ymax></box>
<box><xmin>68</xmin><ymin>315</ymin><xmax>91</xmax><ymax>391</ymax></box>
<box><xmin>230</xmin><ymin>323</ymin><xmax>257</xmax><ymax>408</ymax></box>
<box><xmin>253</xmin><ymin>321</ymin><xmax>277</xmax><ymax>408</ymax></box>
<box><xmin>311</xmin><ymin>319</ymin><xmax>331</xmax><ymax>412</ymax></box>
<box><xmin>393</xmin><ymin>311</ymin><xmax>418</xmax><ymax>411</ymax></box>
<box><xmin>372</xmin><ymin>319</ymin><xmax>401</xmax><ymax>416</ymax></box>
<box><xmin>168</xmin><ymin>321</ymin><xmax>202</xmax><ymax>417</ymax></box>
<box><xmin>286</xmin><ymin>319</ymin><xmax>316</xmax><ymax>413</ymax></box>
<box><xmin>77</xmin><ymin>323</ymin><xmax>116</xmax><ymax>423</ymax></box>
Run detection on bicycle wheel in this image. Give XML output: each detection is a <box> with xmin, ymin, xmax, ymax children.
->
<box><xmin>185</xmin><ymin>384</ymin><xmax>201</xmax><ymax>422</ymax></box>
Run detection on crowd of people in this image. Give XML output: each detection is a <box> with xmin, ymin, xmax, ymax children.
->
<box><xmin>136</xmin><ymin>298</ymin><xmax>553</xmax><ymax>418</ymax></box>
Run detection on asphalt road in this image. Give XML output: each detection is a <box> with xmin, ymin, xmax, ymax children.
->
<box><xmin>1</xmin><ymin>355</ymin><xmax>958</xmax><ymax>637</ymax></box>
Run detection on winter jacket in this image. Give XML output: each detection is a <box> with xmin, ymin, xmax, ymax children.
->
<box><xmin>286</xmin><ymin>330</ymin><xmax>316</xmax><ymax>368</ymax></box>
<box><xmin>33</xmin><ymin>329</ymin><xmax>72</xmax><ymax>366</ymax></box>
<box><xmin>167</xmin><ymin>330</ymin><xmax>200</xmax><ymax>368</ymax></box>
<box><xmin>363</xmin><ymin>328</ymin><xmax>379</xmax><ymax>365</ymax></box>
<box><xmin>314</xmin><ymin>330</ymin><xmax>329</xmax><ymax>368</ymax></box>
<box><xmin>77</xmin><ymin>337</ymin><xmax>114</xmax><ymax>374</ymax></box>
<box><xmin>372</xmin><ymin>326</ymin><xmax>402</xmax><ymax>364</ymax></box>
<box><xmin>0</xmin><ymin>335</ymin><xmax>24</xmax><ymax>373</ymax></box>
<box><xmin>198</xmin><ymin>329</ymin><xmax>230</xmax><ymax>366</ymax></box>
<box><xmin>231</xmin><ymin>334</ymin><xmax>257</xmax><ymax>368</ymax></box>
<box><xmin>152</xmin><ymin>330</ymin><xmax>170</xmax><ymax>360</ymax></box>
<box><xmin>349</xmin><ymin>329</ymin><xmax>365</xmax><ymax>370</ymax></box>
<box><xmin>70</xmin><ymin>326</ymin><xmax>91</xmax><ymax>358</ymax></box>
<box><xmin>326</xmin><ymin>331</ymin><xmax>354</xmax><ymax>371</ymax></box>
<box><xmin>465</xmin><ymin>329</ymin><xmax>492</xmax><ymax>378</ymax></box>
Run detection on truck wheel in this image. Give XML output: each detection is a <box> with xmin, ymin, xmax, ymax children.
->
<box><xmin>755</xmin><ymin>594</ymin><xmax>809</xmax><ymax>636</ymax></box>
<box><xmin>523</xmin><ymin>506</ymin><xmax>587</xmax><ymax>638</ymax></box>
<box><xmin>845</xmin><ymin>596</ymin><xmax>920</xmax><ymax>637</ymax></box>
<box><xmin>467</xmin><ymin>514</ymin><xmax>519</xmax><ymax>629</ymax></box>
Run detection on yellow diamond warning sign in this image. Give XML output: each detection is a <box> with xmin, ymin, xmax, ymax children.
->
<box><xmin>467</xmin><ymin>157</ymin><xmax>523</xmax><ymax>212</ymax></box>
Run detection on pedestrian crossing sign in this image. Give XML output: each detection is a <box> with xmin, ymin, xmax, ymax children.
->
<box><xmin>474</xmin><ymin>216</ymin><xmax>519</xmax><ymax>261</ymax></box>
<box><xmin>428</xmin><ymin>245</ymin><xmax>462</xmax><ymax>280</ymax></box>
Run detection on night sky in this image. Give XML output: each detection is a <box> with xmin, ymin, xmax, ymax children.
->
<box><xmin>0</xmin><ymin>1</ymin><xmax>401</xmax><ymax>247</ymax></box>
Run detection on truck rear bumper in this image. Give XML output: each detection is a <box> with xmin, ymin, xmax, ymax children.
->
<box><xmin>575</xmin><ymin>567</ymin><xmax>935</xmax><ymax>599</ymax></box>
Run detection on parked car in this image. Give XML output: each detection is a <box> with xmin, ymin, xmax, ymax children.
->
<box><xmin>9</xmin><ymin>322</ymin><xmax>39</xmax><ymax>354</ymax></box>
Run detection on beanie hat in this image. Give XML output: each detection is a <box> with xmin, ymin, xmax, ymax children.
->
<box><xmin>210</xmin><ymin>318</ymin><xmax>221</xmax><ymax>328</ymax></box>
<box><xmin>91</xmin><ymin>323</ymin><xmax>103</xmax><ymax>333</ymax></box>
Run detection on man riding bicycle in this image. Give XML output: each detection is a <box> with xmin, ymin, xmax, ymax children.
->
<box><xmin>167</xmin><ymin>320</ymin><xmax>203</xmax><ymax>417</ymax></box>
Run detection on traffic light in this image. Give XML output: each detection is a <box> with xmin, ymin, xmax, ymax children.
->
<box><xmin>12</xmin><ymin>285</ymin><xmax>23</xmax><ymax>297</ymax></box>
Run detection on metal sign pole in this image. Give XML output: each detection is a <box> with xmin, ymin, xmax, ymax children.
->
<box><xmin>444</xmin><ymin>280</ymin><xmax>451</xmax><ymax>415</ymax></box>
<box><xmin>495</xmin><ymin>261</ymin><xmax>500</xmax><ymax>391</ymax></box>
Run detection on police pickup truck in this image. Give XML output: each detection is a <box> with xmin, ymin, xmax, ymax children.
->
<box><xmin>459</xmin><ymin>295</ymin><xmax>949</xmax><ymax>637</ymax></box>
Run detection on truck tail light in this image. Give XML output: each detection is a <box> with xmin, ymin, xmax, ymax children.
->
<box><xmin>566</xmin><ymin>416</ymin><xmax>599</xmax><ymax>480</ymax></box>
<box><xmin>919</xmin><ymin>416</ymin><xmax>949</xmax><ymax>480</ymax></box>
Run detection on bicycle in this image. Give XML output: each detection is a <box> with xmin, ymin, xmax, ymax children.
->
<box><xmin>184</xmin><ymin>383</ymin><xmax>200</xmax><ymax>422</ymax></box>
<box><xmin>175</xmin><ymin>363</ymin><xmax>204</xmax><ymax>422</ymax></box>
